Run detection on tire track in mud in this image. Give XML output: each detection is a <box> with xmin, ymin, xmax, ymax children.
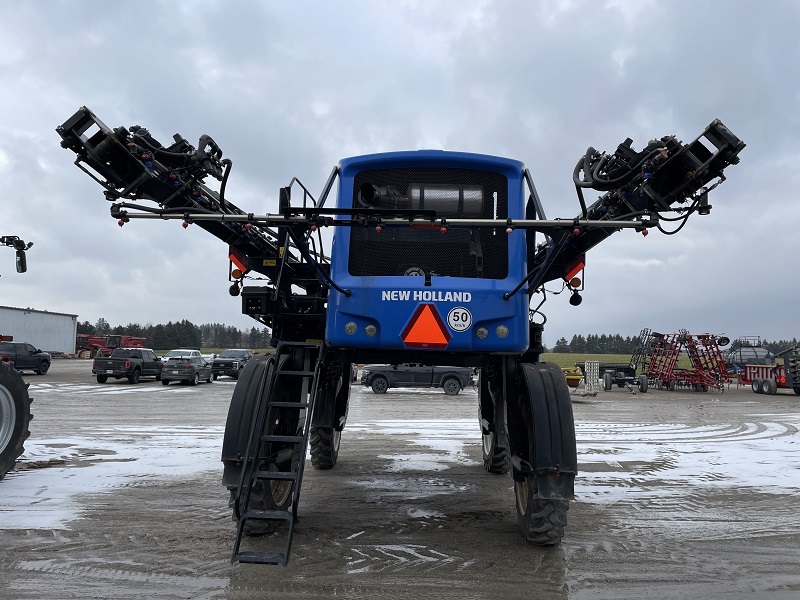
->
<box><xmin>344</xmin><ymin>543</ymin><xmax>475</xmax><ymax>574</ymax></box>
<box><xmin>563</xmin><ymin>495</ymin><xmax>800</xmax><ymax>597</ymax></box>
<box><xmin>13</xmin><ymin>559</ymin><xmax>228</xmax><ymax>597</ymax></box>
<box><xmin>575</xmin><ymin>416</ymin><xmax>800</xmax><ymax>505</ymax></box>
<box><xmin>0</xmin><ymin>475</ymin><xmax>237</xmax><ymax>599</ymax></box>
<box><xmin>576</xmin><ymin>420</ymin><xmax>799</xmax><ymax>443</ymax></box>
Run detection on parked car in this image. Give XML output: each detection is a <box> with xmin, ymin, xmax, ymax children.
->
<box><xmin>162</xmin><ymin>348</ymin><xmax>202</xmax><ymax>361</ymax></box>
<box><xmin>212</xmin><ymin>349</ymin><xmax>254</xmax><ymax>380</ymax></box>
<box><xmin>0</xmin><ymin>341</ymin><xmax>51</xmax><ymax>375</ymax></box>
<box><xmin>161</xmin><ymin>356</ymin><xmax>213</xmax><ymax>385</ymax></box>
<box><xmin>360</xmin><ymin>363</ymin><xmax>474</xmax><ymax>395</ymax></box>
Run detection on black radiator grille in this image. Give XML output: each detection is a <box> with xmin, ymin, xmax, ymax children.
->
<box><xmin>349</xmin><ymin>167</ymin><xmax>509</xmax><ymax>279</ymax></box>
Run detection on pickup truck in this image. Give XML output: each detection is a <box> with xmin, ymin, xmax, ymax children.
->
<box><xmin>0</xmin><ymin>341</ymin><xmax>51</xmax><ymax>375</ymax></box>
<box><xmin>92</xmin><ymin>347</ymin><xmax>162</xmax><ymax>384</ymax></box>
<box><xmin>212</xmin><ymin>349</ymin><xmax>254</xmax><ymax>380</ymax></box>
<box><xmin>360</xmin><ymin>363</ymin><xmax>474</xmax><ymax>395</ymax></box>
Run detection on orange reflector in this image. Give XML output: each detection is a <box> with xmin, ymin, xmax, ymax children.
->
<box><xmin>229</xmin><ymin>247</ymin><xmax>247</xmax><ymax>272</ymax></box>
<box><xmin>569</xmin><ymin>277</ymin><xmax>581</xmax><ymax>288</ymax></box>
<box><xmin>565</xmin><ymin>261</ymin><xmax>584</xmax><ymax>282</ymax></box>
<box><xmin>231</xmin><ymin>268</ymin><xmax>243</xmax><ymax>280</ymax></box>
<box><xmin>565</xmin><ymin>253</ymin><xmax>585</xmax><ymax>281</ymax></box>
<box><xmin>401</xmin><ymin>304</ymin><xmax>451</xmax><ymax>349</ymax></box>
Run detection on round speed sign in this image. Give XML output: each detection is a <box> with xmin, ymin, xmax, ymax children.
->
<box><xmin>447</xmin><ymin>306</ymin><xmax>472</xmax><ymax>332</ymax></box>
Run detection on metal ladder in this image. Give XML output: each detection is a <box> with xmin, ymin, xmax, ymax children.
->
<box><xmin>231</xmin><ymin>341</ymin><xmax>324</xmax><ymax>566</ymax></box>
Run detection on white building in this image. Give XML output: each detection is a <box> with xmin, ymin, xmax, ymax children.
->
<box><xmin>0</xmin><ymin>305</ymin><xmax>78</xmax><ymax>355</ymax></box>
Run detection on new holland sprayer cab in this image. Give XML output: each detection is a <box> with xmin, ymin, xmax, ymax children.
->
<box><xmin>56</xmin><ymin>107</ymin><xmax>745</xmax><ymax>565</ymax></box>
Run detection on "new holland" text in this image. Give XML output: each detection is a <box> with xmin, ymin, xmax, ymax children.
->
<box><xmin>381</xmin><ymin>291</ymin><xmax>472</xmax><ymax>302</ymax></box>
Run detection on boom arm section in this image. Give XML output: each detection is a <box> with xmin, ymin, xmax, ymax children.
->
<box><xmin>56</xmin><ymin>107</ymin><xmax>311</xmax><ymax>284</ymax></box>
<box><xmin>530</xmin><ymin>119</ymin><xmax>745</xmax><ymax>288</ymax></box>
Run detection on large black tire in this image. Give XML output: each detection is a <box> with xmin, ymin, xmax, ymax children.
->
<box><xmin>762</xmin><ymin>378</ymin><xmax>777</xmax><ymax>395</ymax></box>
<box><xmin>190</xmin><ymin>373</ymin><xmax>199</xmax><ymax>386</ymax></box>
<box><xmin>96</xmin><ymin>374</ymin><xmax>108</xmax><ymax>384</ymax></box>
<box><xmin>225</xmin><ymin>355</ymin><xmax>304</xmax><ymax>535</ymax></box>
<box><xmin>162</xmin><ymin>379</ymin><xmax>170</xmax><ymax>385</ymax></box>
<box><xmin>794</xmin><ymin>387</ymin><xmax>800</xmax><ymax>395</ymax></box>
<box><xmin>603</xmin><ymin>372</ymin><xmax>613</xmax><ymax>391</ymax></box>
<box><xmin>371</xmin><ymin>376</ymin><xmax>389</xmax><ymax>394</ymax></box>
<box><xmin>752</xmin><ymin>378</ymin><xmax>762</xmax><ymax>394</ymax></box>
<box><xmin>638</xmin><ymin>375</ymin><xmax>648</xmax><ymax>393</ymax></box>
<box><xmin>442</xmin><ymin>377</ymin><xmax>461</xmax><ymax>396</ymax></box>
<box><xmin>481</xmin><ymin>429</ymin><xmax>509</xmax><ymax>474</ymax></box>
<box><xmin>0</xmin><ymin>361</ymin><xmax>32</xmax><ymax>480</ymax></box>
<box><xmin>478</xmin><ymin>368</ymin><xmax>510</xmax><ymax>474</ymax></box>
<box><xmin>509</xmin><ymin>362</ymin><xmax>574</xmax><ymax>546</ymax></box>
<box><xmin>514</xmin><ymin>474</ymin><xmax>570</xmax><ymax>545</ymax></box>
<box><xmin>309</xmin><ymin>360</ymin><xmax>350</xmax><ymax>470</ymax></box>
<box><xmin>127</xmin><ymin>370</ymin><xmax>140</xmax><ymax>384</ymax></box>
<box><xmin>310</xmin><ymin>426</ymin><xmax>340</xmax><ymax>469</ymax></box>
<box><xmin>37</xmin><ymin>361</ymin><xmax>50</xmax><ymax>376</ymax></box>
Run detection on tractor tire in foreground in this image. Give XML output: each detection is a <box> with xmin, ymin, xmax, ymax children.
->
<box><xmin>223</xmin><ymin>355</ymin><xmax>304</xmax><ymax>536</ymax></box>
<box><xmin>514</xmin><ymin>474</ymin><xmax>570</xmax><ymax>545</ymax></box>
<box><xmin>0</xmin><ymin>361</ymin><xmax>32</xmax><ymax>480</ymax></box>
<box><xmin>510</xmin><ymin>362</ymin><xmax>575</xmax><ymax>546</ymax></box>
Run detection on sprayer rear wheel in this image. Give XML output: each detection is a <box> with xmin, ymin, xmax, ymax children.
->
<box><xmin>0</xmin><ymin>361</ymin><xmax>32</xmax><ymax>480</ymax></box>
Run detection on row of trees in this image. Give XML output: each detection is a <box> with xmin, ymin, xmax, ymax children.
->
<box><xmin>548</xmin><ymin>334</ymin><xmax>800</xmax><ymax>355</ymax></box>
<box><xmin>549</xmin><ymin>334</ymin><xmax>641</xmax><ymax>354</ymax></box>
<box><xmin>77</xmin><ymin>318</ymin><xmax>271</xmax><ymax>350</ymax></box>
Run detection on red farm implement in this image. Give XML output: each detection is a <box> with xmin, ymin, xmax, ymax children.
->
<box><xmin>643</xmin><ymin>329</ymin><xmax>730</xmax><ymax>392</ymax></box>
<box><xmin>737</xmin><ymin>346</ymin><xmax>800</xmax><ymax>396</ymax></box>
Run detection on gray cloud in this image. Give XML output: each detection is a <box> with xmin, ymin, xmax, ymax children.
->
<box><xmin>1</xmin><ymin>0</ymin><xmax>796</xmax><ymax>345</ymax></box>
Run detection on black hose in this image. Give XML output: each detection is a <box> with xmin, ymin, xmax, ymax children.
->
<box><xmin>590</xmin><ymin>147</ymin><xmax>663</xmax><ymax>191</ymax></box>
<box><xmin>219</xmin><ymin>159</ymin><xmax>232</xmax><ymax>210</ymax></box>
<box><xmin>573</xmin><ymin>147</ymin><xmax>597</xmax><ymax>188</ymax></box>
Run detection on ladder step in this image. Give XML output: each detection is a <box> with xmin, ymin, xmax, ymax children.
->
<box><xmin>242</xmin><ymin>509</ymin><xmax>293</xmax><ymax>522</ymax></box>
<box><xmin>277</xmin><ymin>370</ymin><xmax>316</xmax><ymax>377</ymax></box>
<box><xmin>260</xmin><ymin>434</ymin><xmax>304</xmax><ymax>444</ymax></box>
<box><xmin>252</xmin><ymin>470</ymin><xmax>297</xmax><ymax>481</ymax></box>
<box><xmin>277</xmin><ymin>342</ymin><xmax>322</xmax><ymax>350</ymax></box>
<box><xmin>269</xmin><ymin>401</ymin><xmax>310</xmax><ymax>408</ymax></box>
<box><xmin>235</xmin><ymin>551</ymin><xmax>288</xmax><ymax>566</ymax></box>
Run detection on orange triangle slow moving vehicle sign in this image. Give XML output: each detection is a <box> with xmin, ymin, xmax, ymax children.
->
<box><xmin>401</xmin><ymin>304</ymin><xmax>452</xmax><ymax>349</ymax></box>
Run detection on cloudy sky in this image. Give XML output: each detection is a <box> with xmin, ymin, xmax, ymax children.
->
<box><xmin>1</xmin><ymin>0</ymin><xmax>797</xmax><ymax>347</ymax></box>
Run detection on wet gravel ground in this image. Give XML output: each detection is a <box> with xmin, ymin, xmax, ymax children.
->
<box><xmin>1</xmin><ymin>360</ymin><xmax>799</xmax><ymax>599</ymax></box>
